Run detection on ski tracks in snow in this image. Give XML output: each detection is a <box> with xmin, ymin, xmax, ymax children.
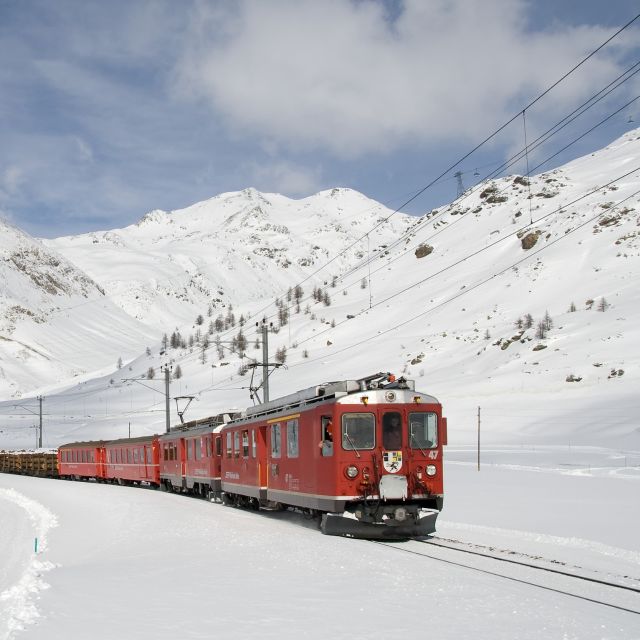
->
<box><xmin>0</xmin><ymin>488</ymin><xmax>58</xmax><ymax>640</ymax></box>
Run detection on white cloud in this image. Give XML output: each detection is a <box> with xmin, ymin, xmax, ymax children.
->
<box><xmin>248</xmin><ymin>161</ymin><xmax>323</xmax><ymax>196</ymax></box>
<box><xmin>175</xmin><ymin>0</ymin><xmax>633</xmax><ymax>158</ymax></box>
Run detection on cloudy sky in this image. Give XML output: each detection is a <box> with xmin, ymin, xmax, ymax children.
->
<box><xmin>1</xmin><ymin>0</ymin><xmax>639</xmax><ymax>238</ymax></box>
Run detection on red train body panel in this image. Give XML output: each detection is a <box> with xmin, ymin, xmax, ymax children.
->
<box><xmin>158</xmin><ymin>416</ymin><xmax>227</xmax><ymax>497</ymax></box>
<box><xmin>104</xmin><ymin>436</ymin><xmax>160</xmax><ymax>486</ymax></box>
<box><xmin>58</xmin><ymin>441</ymin><xmax>106</xmax><ymax>480</ymax></box>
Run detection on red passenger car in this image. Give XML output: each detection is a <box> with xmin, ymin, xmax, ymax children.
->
<box><xmin>104</xmin><ymin>435</ymin><xmax>160</xmax><ymax>487</ymax></box>
<box><xmin>220</xmin><ymin>372</ymin><xmax>447</xmax><ymax>538</ymax></box>
<box><xmin>58</xmin><ymin>441</ymin><xmax>106</xmax><ymax>481</ymax></box>
<box><xmin>159</xmin><ymin>415</ymin><xmax>229</xmax><ymax>497</ymax></box>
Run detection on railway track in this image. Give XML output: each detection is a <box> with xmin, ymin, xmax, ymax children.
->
<box><xmin>372</xmin><ymin>536</ymin><xmax>640</xmax><ymax>616</ymax></box>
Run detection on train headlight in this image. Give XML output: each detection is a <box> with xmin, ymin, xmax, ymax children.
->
<box><xmin>426</xmin><ymin>465</ymin><xmax>437</xmax><ymax>476</ymax></box>
<box><xmin>345</xmin><ymin>465</ymin><xmax>359</xmax><ymax>479</ymax></box>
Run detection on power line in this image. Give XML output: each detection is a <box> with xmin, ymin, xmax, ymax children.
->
<box><xmin>203</xmin><ymin>175</ymin><xmax>639</xmax><ymax>395</ymax></box>
<box><xmin>208</xmin><ymin>15</ymin><xmax>640</xmax><ymax>344</ymax></box>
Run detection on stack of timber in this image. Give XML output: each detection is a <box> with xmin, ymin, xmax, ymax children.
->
<box><xmin>0</xmin><ymin>450</ymin><xmax>59</xmax><ymax>478</ymax></box>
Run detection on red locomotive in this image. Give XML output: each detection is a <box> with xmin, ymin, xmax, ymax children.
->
<box><xmin>220</xmin><ymin>372</ymin><xmax>446</xmax><ymax>538</ymax></box>
<box><xmin>54</xmin><ymin>372</ymin><xmax>446</xmax><ymax>539</ymax></box>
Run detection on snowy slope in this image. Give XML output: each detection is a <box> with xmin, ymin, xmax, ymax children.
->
<box><xmin>0</xmin><ymin>221</ymin><xmax>154</xmax><ymax>399</ymax></box>
<box><xmin>1</xmin><ymin>130</ymin><xmax>639</xmax><ymax>448</ymax></box>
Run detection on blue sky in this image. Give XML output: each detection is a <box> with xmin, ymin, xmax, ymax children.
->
<box><xmin>1</xmin><ymin>0</ymin><xmax>639</xmax><ymax>238</ymax></box>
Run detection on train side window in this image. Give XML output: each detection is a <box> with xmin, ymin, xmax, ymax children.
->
<box><xmin>286</xmin><ymin>419</ymin><xmax>299</xmax><ymax>458</ymax></box>
<box><xmin>195</xmin><ymin>439</ymin><xmax>202</xmax><ymax>461</ymax></box>
<box><xmin>320</xmin><ymin>416</ymin><xmax>333</xmax><ymax>457</ymax></box>
<box><xmin>216</xmin><ymin>436</ymin><xmax>222</xmax><ymax>457</ymax></box>
<box><xmin>226</xmin><ymin>433</ymin><xmax>232</xmax><ymax>458</ymax></box>
<box><xmin>140</xmin><ymin>447</ymin><xmax>144</xmax><ymax>462</ymax></box>
<box><xmin>234</xmin><ymin>432</ymin><xmax>240</xmax><ymax>458</ymax></box>
<box><xmin>187</xmin><ymin>440</ymin><xmax>193</xmax><ymax>460</ymax></box>
<box><xmin>242</xmin><ymin>431</ymin><xmax>249</xmax><ymax>458</ymax></box>
<box><xmin>91</xmin><ymin>451</ymin><xmax>95</xmax><ymax>463</ymax></box>
<box><xmin>133</xmin><ymin>449</ymin><xmax>139</xmax><ymax>464</ymax></box>
<box><xmin>409</xmin><ymin>412</ymin><xmax>438</xmax><ymax>450</ymax></box>
<box><xmin>251</xmin><ymin>430</ymin><xmax>257</xmax><ymax>459</ymax></box>
<box><xmin>271</xmin><ymin>424</ymin><xmax>281</xmax><ymax>459</ymax></box>
<box><xmin>342</xmin><ymin>413</ymin><xmax>375</xmax><ymax>450</ymax></box>
<box><xmin>206</xmin><ymin>437</ymin><xmax>212</xmax><ymax>458</ymax></box>
<box><xmin>127</xmin><ymin>449</ymin><xmax>132</xmax><ymax>464</ymax></box>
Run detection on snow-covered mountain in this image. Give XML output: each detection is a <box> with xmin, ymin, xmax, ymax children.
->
<box><xmin>1</xmin><ymin>129</ymin><xmax>639</xmax><ymax>448</ymax></box>
<box><xmin>45</xmin><ymin>188</ymin><xmax>412</xmax><ymax>332</ymax></box>
<box><xmin>0</xmin><ymin>221</ymin><xmax>153</xmax><ymax>399</ymax></box>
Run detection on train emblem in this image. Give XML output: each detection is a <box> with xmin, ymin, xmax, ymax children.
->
<box><xmin>383</xmin><ymin>451</ymin><xmax>403</xmax><ymax>473</ymax></box>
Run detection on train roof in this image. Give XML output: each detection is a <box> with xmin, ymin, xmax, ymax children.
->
<box><xmin>236</xmin><ymin>372</ymin><xmax>438</xmax><ymax>423</ymax></box>
<box><xmin>104</xmin><ymin>435</ymin><xmax>158</xmax><ymax>446</ymax></box>
<box><xmin>58</xmin><ymin>440</ymin><xmax>107</xmax><ymax>449</ymax></box>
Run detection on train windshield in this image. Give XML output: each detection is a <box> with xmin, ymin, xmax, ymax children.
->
<box><xmin>342</xmin><ymin>413</ymin><xmax>375</xmax><ymax>450</ymax></box>
<box><xmin>409</xmin><ymin>412</ymin><xmax>438</xmax><ymax>449</ymax></box>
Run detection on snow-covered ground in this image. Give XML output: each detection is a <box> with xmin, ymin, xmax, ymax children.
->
<box><xmin>1</xmin><ymin>446</ymin><xmax>639</xmax><ymax>640</ymax></box>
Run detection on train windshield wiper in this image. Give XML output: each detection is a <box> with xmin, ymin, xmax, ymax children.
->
<box><xmin>343</xmin><ymin>428</ymin><xmax>361</xmax><ymax>459</ymax></box>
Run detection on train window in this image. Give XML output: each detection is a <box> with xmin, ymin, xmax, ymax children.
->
<box><xmin>242</xmin><ymin>431</ymin><xmax>249</xmax><ymax>458</ymax></box>
<box><xmin>140</xmin><ymin>448</ymin><xmax>144</xmax><ymax>462</ymax></box>
<box><xmin>195</xmin><ymin>439</ymin><xmax>202</xmax><ymax>461</ymax></box>
<box><xmin>382</xmin><ymin>412</ymin><xmax>403</xmax><ymax>450</ymax></box>
<box><xmin>147</xmin><ymin>448</ymin><xmax>153</xmax><ymax>464</ymax></box>
<box><xmin>226</xmin><ymin>433</ymin><xmax>232</xmax><ymax>458</ymax></box>
<box><xmin>127</xmin><ymin>449</ymin><xmax>132</xmax><ymax>464</ymax></box>
<box><xmin>91</xmin><ymin>451</ymin><xmax>95</xmax><ymax>463</ymax></box>
<box><xmin>216</xmin><ymin>437</ymin><xmax>222</xmax><ymax>457</ymax></box>
<box><xmin>409</xmin><ymin>413</ymin><xmax>438</xmax><ymax>450</ymax></box>
<box><xmin>342</xmin><ymin>413</ymin><xmax>375</xmax><ymax>450</ymax></box>
<box><xmin>187</xmin><ymin>440</ymin><xmax>193</xmax><ymax>460</ymax></box>
<box><xmin>133</xmin><ymin>449</ymin><xmax>139</xmax><ymax>464</ymax></box>
<box><xmin>320</xmin><ymin>416</ymin><xmax>333</xmax><ymax>457</ymax></box>
<box><xmin>234</xmin><ymin>432</ymin><xmax>240</xmax><ymax>458</ymax></box>
<box><xmin>171</xmin><ymin>443</ymin><xmax>177</xmax><ymax>461</ymax></box>
<box><xmin>206</xmin><ymin>437</ymin><xmax>212</xmax><ymax>458</ymax></box>
<box><xmin>251</xmin><ymin>430</ymin><xmax>256</xmax><ymax>459</ymax></box>
<box><xmin>271</xmin><ymin>424</ymin><xmax>281</xmax><ymax>458</ymax></box>
<box><xmin>286</xmin><ymin>419</ymin><xmax>299</xmax><ymax>458</ymax></box>
<box><xmin>81</xmin><ymin>451</ymin><xmax>86</xmax><ymax>463</ymax></box>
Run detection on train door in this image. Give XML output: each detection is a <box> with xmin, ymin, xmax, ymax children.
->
<box><xmin>266</xmin><ymin>422</ymin><xmax>282</xmax><ymax>489</ymax></box>
<box><xmin>257</xmin><ymin>425</ymin><xmax>268</xmax><ymax>493</ymax></box>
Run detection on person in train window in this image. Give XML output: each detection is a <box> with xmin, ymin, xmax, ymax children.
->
<box><xmin>319</xmin><ymin>417</ymin><xmax>333</xmax><ymax>456</ymax></box>
<box><xmin>383</xmin><ymin>414</ymin><xmax>402</xmax><ymax>450</ymax></box>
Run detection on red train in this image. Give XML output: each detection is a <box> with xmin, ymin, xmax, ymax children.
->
<box><xmin>57</xmin><ymin>372</ymin><xmax>447</xmax><ymax>539</ymax></box>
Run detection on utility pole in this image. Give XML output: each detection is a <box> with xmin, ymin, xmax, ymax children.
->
<box><xmin>477</xmin><ymin>406</ymin><xmax>481</xmax><ymax>471</ymax></box>
<box><xmin>454</xmin><ymin>170</ymin><xmax>465</xmax><ymax>199</ymax></box>
<box><xmin>261</xmin><ymin>320</ymin><xmax>270</xmax><ymax>402</ymax></box>
<box><xmin>38</xmin><ymin>396</ymin><xmax>43</xmax><ymax>448</ymax></box>
<box><xmin>162</xmin><ymin>365</ymin><xmax>171</xmax><ymax>433</ymax></box>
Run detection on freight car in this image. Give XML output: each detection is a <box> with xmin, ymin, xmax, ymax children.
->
<box><xmin>0</xmin><ymin>449</ymin><xmax>59</xmax><ymax>478</ymax></box>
